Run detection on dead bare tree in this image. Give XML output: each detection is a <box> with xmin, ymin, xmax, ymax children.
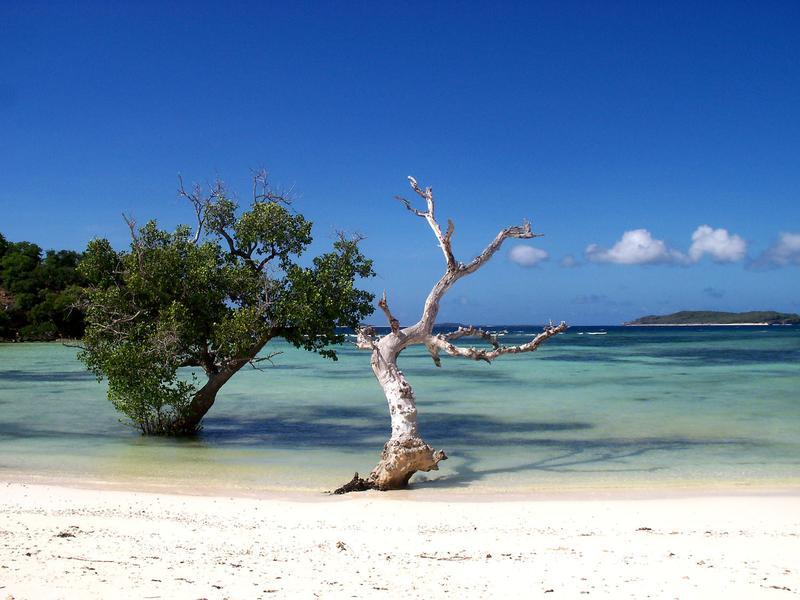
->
<box><xmin>336</xmin><ymin>177</ymin><xmax>567</xmax><ymax>492</ymax></box>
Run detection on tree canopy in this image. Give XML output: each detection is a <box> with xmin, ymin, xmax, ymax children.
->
<box><xmin>78</xmin><ymin>173</ymin><xmax>375</xmax><ymax>435</ymax></box>
<box><xmin>0</xmin><ymin>232</ymin><xmax>85</xmax><ymax>341</ymax></box>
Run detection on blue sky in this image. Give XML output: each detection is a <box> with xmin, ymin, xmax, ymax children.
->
<box><xmin>1</xmin><ymin>1</ymin><xmax>798</xmax><ymax>324</ymax></box>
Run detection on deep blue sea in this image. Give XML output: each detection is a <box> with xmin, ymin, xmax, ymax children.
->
<box><xmin>1</xmin><ymin>326</ymin><xmax>798</xmax><ymax>494</ymax></box>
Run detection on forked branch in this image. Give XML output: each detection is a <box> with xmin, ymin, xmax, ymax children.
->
<box><xmin>178</xmin><ymin>175</ymin><xmax>227</xmax><ymax>244</ymax></box>
<box><xmin>427</xmin><ymin>322</ymin><xmax>567</xmax><ymax>363</ymax></box>
<box><xmin>396</xmin><ymin>177</ymin><xmax>456</xmax><ymax>270</ymax></box>
<box><xmin>252</xmin><ymin>168</ymin><xmax>292</xmax><ymax>205</ymax></box>
<box><xmin>354</xmin><ymin>176</ymin><xmax>564</xmax><ymax>365</ymax></box>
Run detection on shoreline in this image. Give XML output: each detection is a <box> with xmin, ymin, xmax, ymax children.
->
<box><xmin>3</xmin><ymin>470</ymin><xmax>800</xmax><ymax>503</ymax></box>
<box><xmin>2</xmin><ymin>481</ymin><xmax>798</xmax><ymax>598</ymax></box>
<box><xmin>624</xmin><ymin>322</ymin><xmax>774</xmax><ymax>326</ymax></box>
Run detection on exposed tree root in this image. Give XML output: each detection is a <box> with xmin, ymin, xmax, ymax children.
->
<box><xmin>333</xmin><ymin>473</ymin><xmax>375</xmax><ymax>494</ymax></box>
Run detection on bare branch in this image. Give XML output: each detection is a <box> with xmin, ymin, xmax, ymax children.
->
<box><xmin>395</xmin><ymin>195</ymin><xmax>427</xmax><ymax>217</ymax></box>
<box><xmin>82</xmin><ymin>306</ymin><xmax>145</xmax><ymax>340</ymax></box>
<box><xmin>252</xmin><ymin>168</ymin><xmax>265</xmax><ymax>204</ymax></box>
<box><xmin>427</xmin><ymin>322</ymin><xmax>568</xmax><ymax>363</ymax></box>
<box><xmin>425</xmin><ymin>341</ymin><xmax>442</xmax><ymax>367</ymax></box>
<box><xmin>118</xmin><ymin>213</ymin><xmax>145</xmax><ymax>271</ymax></box>
<box><xmin>355</xmin><ymin>326</ymin><xmax>378</xmax><ymax>350</ymax></box>
<box><xmin>443</xmin><ymin>326</ymin><xmax>500</xmax><ymax>349</ymax></box>
<box><xmin>252</xmin><ymin>168</ymin><xmax>292</xmax><ymax>205</ymax></box>
<box><xmin>62</xmin><ymin>341</ymin><xmax>88</xmax><ymax>351</ymax></box>
<box><xmin>122</xmin><ymin>213</ymin><xmax>138</xmax><ymax>242</ymax></box>
<box><xmin>443</xmin><ymin>218</ymin><xmax>454</xmax><ymax>245</ymax></box>
<box><xmin>378</xmin><ymin>291</ymin><xmax>400</xmax><ymax>334</ymax></box>
<box><xmin>335</xmin><ymin>229</ymin><xmax>367</xmax><ymax>245</ymax></box>
<box><xmin>401</xmin><ymin>177</ymin><xmax>456</xmax><ymax>271</ymax></box>
<box><xmin>178</xmin><ymin>173</ymin><xmax>209</xmax><ymax>244</ymax></box>
<box><xmin>460</xmin><ymin>221</ymin><xmax>543</xmax><ymax>276</ymax></box>
<box><xmin>396</xmin><ymin>181</ymin><xmax>549</xmax><ymax>335</ymax></box>
<box><xmin>407</xmin><ymin>176</ymin><xmax>429</xmax><ymax>203</ymax></box>
<box><xmin>248</xmin><ymin>351</ymin><xmax>284</xmax><ymax>371</ymax></box>
<box><xmin>108</xmin><ymin>310</ymin><xmax>143</xmax><ymax>326</ymax></box>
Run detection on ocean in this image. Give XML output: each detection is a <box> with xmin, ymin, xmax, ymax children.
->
<box><xmin>1</xmin><ymin>326</ymin><xmax>798</xmax><ymax>495</ymax></box>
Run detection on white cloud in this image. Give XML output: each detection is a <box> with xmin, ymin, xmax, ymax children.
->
<box><xmin>755</xmin><ymin>232</ymin><xmax>800</xmax><ymax>267</ymax></box>
<box><xmin>585</xmin><ymin>229</ymin><xmax>686</xmax><ymax>265</ymax></box>
<box><xmin>559</xmin><ymin>255</ymin><xmax>580</xmax><ymax>268</ymax></box>
<box><xmin>509</xmin><ymin>245</ymin><xmax>548</xmax><ymax>267</ymax></box>
<box><xmin>688</xmin><ymin>225</ymin><xmax>747</xmax><ymax>263</ymax></box>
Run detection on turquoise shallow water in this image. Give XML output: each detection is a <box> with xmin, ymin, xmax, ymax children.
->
<box><xmin>0</xmin><ymin>326</ymin><xmax>798</xmax><ymax>494</ymax></box>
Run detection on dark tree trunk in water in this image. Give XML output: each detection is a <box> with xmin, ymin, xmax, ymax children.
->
<box><xmin>173</xmin><ymin>362</ymin><xmax>246</xmax><ymax>434</ymax></box>
<box><xmin>177</xmin><ymin>383</ymin><xmax>221</xmax><ymax>434</ymax></box>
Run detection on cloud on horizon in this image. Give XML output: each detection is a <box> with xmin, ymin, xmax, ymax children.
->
<box><xmin>752</xmin><ymin>232</ymin><xmax>800</xmax><ymax>268</ymax></box>
<box><xmin>585</xmin><ymin>225</ymin><xmax>747</xmax><ymax>266</ymax></box>
<box><xmin>509</xmin><ymin>245</ymin><xmax>548</xmax><ymax>267</ymax></box>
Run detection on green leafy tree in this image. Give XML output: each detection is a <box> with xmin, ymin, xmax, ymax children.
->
<box><xmin>0</xmin><ymin>236</ymin><xmax>85</xmax><ymax>341</ymax></box>
<box><xmin>78</xmin><ymin>172</ymin><xmax>375</xmax><ymax>435</ymax></box>
<box><xmin>1</xmin><ymin>241</ymin><xmax>42</xmax><ymax>298</ymax></box>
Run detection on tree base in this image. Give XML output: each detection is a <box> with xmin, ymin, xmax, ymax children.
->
<box><xmin>135</xmin><ymin>414</ymin><xmax>202</xmax><ymax>436</ymax></box>
<box><xmin>334</xmin><ymin>438</ymin><xmax>447</xmax><ymax>493</ymax></box>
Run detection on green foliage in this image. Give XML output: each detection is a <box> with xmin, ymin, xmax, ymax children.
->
<box><xmin>278</xmin><ymin>236</ymin><xmax>377</xmax><ymax>358</ymax></box>
<box><xmin>0</xmin><ymin>234</ymin><xmax>85</xmax><ymax>341</ymax></box>
<box><xmin>79</xmin><ymin>177</ymin><xmax>375</xmax><ymax>435</ymax></box>
<box><xmin>81</xmin><ymin>303</ymin><xmax>198</xmax><ymax>434</ymax></box>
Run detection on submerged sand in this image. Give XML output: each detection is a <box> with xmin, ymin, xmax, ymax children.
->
<box><xmin>1</xmin><ymin>482</ymin><xmax>798</xmax><ymax>599</ymax></box>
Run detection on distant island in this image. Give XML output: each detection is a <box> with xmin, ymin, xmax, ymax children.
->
<box><xmin>625</xmin><ymin>311</ymin><xmax>800</xmax><ymax>326</ymax></box>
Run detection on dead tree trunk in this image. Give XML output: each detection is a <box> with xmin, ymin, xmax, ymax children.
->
<box><xmin>337</xmin><ymin>177</ymin><xmax>567</xmax><ymax>493</ymax></box>
<box><xmin>362</xmin><ymin>330</ymin><xmax>447</xmax><ymax>490</ymax></box>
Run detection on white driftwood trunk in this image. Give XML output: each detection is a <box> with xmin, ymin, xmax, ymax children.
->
<box><xmin>364</xmin><ymin>335</ymin><xmax>446</xmax><ymax>490</ymax></box>
<box><xmin>340</xmin><ymin>177</ymin><xmax>567</xmax><ymax>493</ymax></box>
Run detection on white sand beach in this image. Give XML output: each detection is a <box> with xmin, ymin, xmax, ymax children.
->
<box><xmin>1</xmin><ymin>482</ymin><xmax>798</xmax><ymax>599</ymax></box>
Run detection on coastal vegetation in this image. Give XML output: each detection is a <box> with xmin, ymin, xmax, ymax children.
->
<box><xmin>78</xmin><ymin>172</ymin><xmax>375</xmax><ymax>435</ymax></box>
<box><xmin>336</xmin><ymin>177</ymin><xmax>567</xmax><ymax>492</ymax></box>
<box><xmin>626</xmin><ymin>310</ymin><xmax>800</xmax><ymax>325</ymax></box>
<box><xmin>0</xmin><ymin>233</ymin><xmax>85</xmax><ymax>341</ymax></box>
